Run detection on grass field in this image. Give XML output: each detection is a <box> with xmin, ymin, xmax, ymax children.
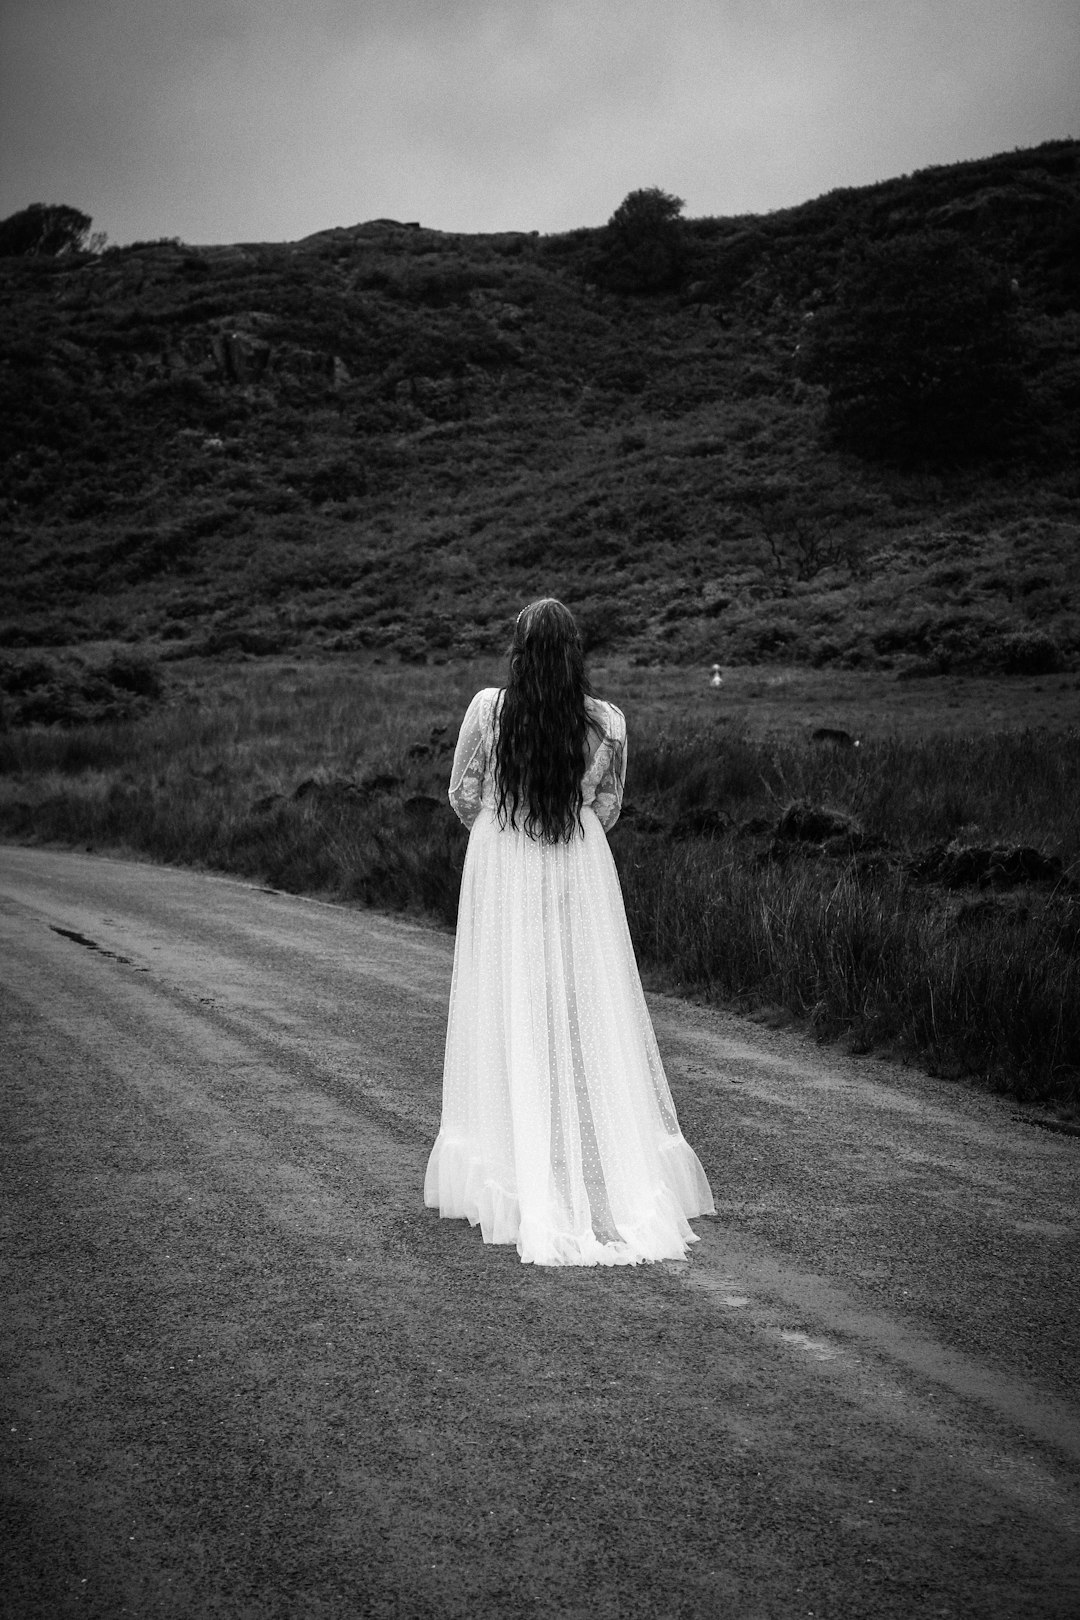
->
<box><xmin>2</xmin><ymin>653</ymin><xmax>1077</xmax><ymax>1110</ymax></box>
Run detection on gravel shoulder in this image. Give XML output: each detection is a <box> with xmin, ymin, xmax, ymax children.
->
<box><xmin>1</xmin><ymin>846</ymin><xmax>1078</xmax><ymax>1619</ymax></box>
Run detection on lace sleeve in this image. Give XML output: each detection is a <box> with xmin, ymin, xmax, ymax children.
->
<box><xmin>448</xmin><ymin>689</ymin><xmax>493</xmax><ymax>828</ymax></box>
<box><xmin>591</xmin><ymin>704</ymin><xmax>627</xmax><ymax>832</ymax></box>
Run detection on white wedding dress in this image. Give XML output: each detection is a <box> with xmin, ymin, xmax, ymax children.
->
<box><xmin>424</xmin><ymin>688</ymin><xmax>715</xmax><ymax>1266</ymax></box>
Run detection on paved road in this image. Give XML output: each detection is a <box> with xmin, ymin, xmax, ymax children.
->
<box><xmin>1</xmin><ymin>846</ymin><xmax>1078</xmax><ymax>1619</ymax></box>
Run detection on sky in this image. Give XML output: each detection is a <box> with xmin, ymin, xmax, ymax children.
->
<box><xmin>1</xmin><ymin>0</ymin><xmax>1077</xmax><ymax>246</ymax></box>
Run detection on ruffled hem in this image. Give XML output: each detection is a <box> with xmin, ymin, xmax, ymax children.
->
<box><xmin>425</xmin><ymin>1131</ymin><xmax>713</xmax><ymax>1267</ymax></box>
<box><xmin>519</xmin><ymin>1186</ymin><xmax>696</xmax><ymax>1267</ymax></box>
<box><xmin>424</xmin><ymin>1132</ymin><xmax>522</xmax><ymax>1245</ymax></box>
<box><xmin>658</xmin><ymin>1132</ymin><xmax>716</xmax><ymax>1221</ymax></box>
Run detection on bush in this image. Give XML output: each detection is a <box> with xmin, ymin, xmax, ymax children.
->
<box><xmin>576</xmin><ymin>602</ymin><xmax>638</xmax><ymax>653</ymax></box>
<box><xmin>594</xmin><ymin>188</ymin><xmax>686</xmax><ymax>295</ymax></box>
<box><xmin>102</xmin><ymin>652</ymin><xmax>164</xmax><ymax>698</ymax></box>
<box><xmin>801</xmin><ymin>231</ymin><xmax>1026</xmax><ymax>463</ymax></box>
<box><xmin>0</xmin><ymin>652</ymin><xmax>164</xmax><ymax>726</ymax></box>
<box><xmin>0</xmin><ymin>202</ymin><xmax>92</xmax><ymax>257</ymax></box>
<box><xmin>997</xmin><ymin>629</ymin><xmax>1064</xmax><ymax>675</ymax></box>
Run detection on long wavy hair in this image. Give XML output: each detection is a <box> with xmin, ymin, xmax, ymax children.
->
<box><xmin>494</xmin><ymin>598</ymin><xmax>593</xmax><ymax>842</ymax></box>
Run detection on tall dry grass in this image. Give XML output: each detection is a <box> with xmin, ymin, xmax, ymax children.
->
<box><xmin>618</xmin><ymin>835</ymin><xmax>1078</xmax><ymax>1101</ymax></box>
<box><xmin>618</xmin><ymin>716</ymin><xmax>1079</xmax><ymax>1102</ymax></box>
<box><xmin>1</xmin><ymin>659</ymin><xmax>1077</xmax><ymax>1105</ymax></box>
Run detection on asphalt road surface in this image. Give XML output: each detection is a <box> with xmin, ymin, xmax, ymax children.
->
<box><xmin>2</xmin><ymin>846</ymin><xmax>1078</xmax><ymax>1619</ymax></box>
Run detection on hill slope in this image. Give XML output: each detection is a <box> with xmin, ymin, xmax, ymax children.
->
<box><xmin>2</xmin><ymin>139</ymin><xmax>1079</xmax><ymax>674</ymax></box>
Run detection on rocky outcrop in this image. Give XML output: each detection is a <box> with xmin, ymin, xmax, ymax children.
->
<box><xmin>774</xmin><ymin>801</ymin><xmax>864</xmax><ymax>848</ymax></box>
<box><xmin>207</xmin><ymin>326</ymin><xmax>271</xmax><ymax>384</ymax></box>
<box><xmin>910</xmin><ymin>841</ymin><xmax>1064</xmax><ymax>889</ymax></box>
<box><xmin>668</xmin><ymin>806</ymin><xmax>732</xmax><ymax>840</ymax></box>
<box><xmin>292</xmin><ymin>772</ymin><xmax>403</xmax><ymax>806</ymax></box>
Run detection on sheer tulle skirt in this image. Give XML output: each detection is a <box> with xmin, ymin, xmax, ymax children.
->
<box><xmin>425</xmin><ymin>806</ymin><xmax>714</xmax><ymax>1265</ymax></box>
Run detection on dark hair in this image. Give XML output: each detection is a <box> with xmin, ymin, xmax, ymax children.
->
<box><xmin>494</xmin><ymin>598</ymin><xmax>593</xmax><ymax>842</ymax></box>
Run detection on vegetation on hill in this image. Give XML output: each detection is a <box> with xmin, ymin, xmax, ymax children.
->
<box><xmin>1</xmin><ymin>139</ymin><xmax>1078</xmax><ymax>673</ymax></box>
<box><xmin>3</xmin><ymin>144</ymin><xmax>1079</xmax><ymax>1104</ymax></box>
<box><xmin>798</xmin><ymin>230</ymin><xmax>1026</xmax><ymax>462</ymax></box>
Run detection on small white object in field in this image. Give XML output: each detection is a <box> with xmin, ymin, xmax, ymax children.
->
<box><xmin>710</xmin><ymin>665</ymin><xmax>723</xmax><ymax>688</ymax></box>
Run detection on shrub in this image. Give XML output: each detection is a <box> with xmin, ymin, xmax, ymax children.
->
<box><xmin>576</xmin><ymin>602</ymin><xmax>638</xmax><ymax>653</ymax></box>
<box><xmin>997</xmin><ymin>629</ymin><xmax>1064</xmax><ymax>675</ymax></box>
<box><xmin>0</xmin><ymin>652</ymin><xmax>165</xmax><ymax>726</ymax></box>
<box><xmin>103</xmin><ymin>652</ymin><xmax>163</xmax><ymax>698</ymax></box>
<box><xmin>801</xmin><ymin>231</ymin><xmax>1026</xmax><ymax>462</ymax></box>
<box><xmin>0</xmin><ymin>203</ymin><xmax>92</xmax><ymax>257</ymax></box>
<box><xmin>594</xmin><ymin>188</ymin><xmax>686</xmax><ymax>295</ymax></box>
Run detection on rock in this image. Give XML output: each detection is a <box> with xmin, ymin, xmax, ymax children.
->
<box><xmin>209</xmin><ymin>328</ymin><xmax>271</xmax><ymax>384</ymax></box>
<box><xmin>982</xmin><ymin>846</ymin><xmax>1063</xmax><ymax>886</ymax></box>
<box><xmin>408</xmin><ymin>724</ymin><xmax>453</xmax><ymax>759</ymax></box>
<box><xmin>668</xmin><ymin>807</ymin><xmax>731</xmax><ymax>840</ymax></box>
<box><xmin>359</xmin><ymin>772</ymin><xmax>404</xmax><ymax>797</ymax></box>
<box><xmin>737</xmin><ymin>815</ymin><xmax>775</xmax><ymax>839</ymax></box>
<box><xmin>613</xmin><ymin>803</ymin><xmax>664</xmax><ymax>835</ymax></box>
<box><xmin>911</xmin><ymin>841</ymin><xmax>1063</xmax><ymax>889</ymax></box>
<box><xmin>293</xmin><ymin>776</ymin><xmax>367</xmax><ymax>804</ymax></box>
<box><xmin>775</xmin><ymin>801</ymin><xmax>863</xmax><ymax>847</ymax></box>
<box><xmin>952</xmin><ymin>895</ymin><xmax>1031</xmax><ymax>932</ymax></box>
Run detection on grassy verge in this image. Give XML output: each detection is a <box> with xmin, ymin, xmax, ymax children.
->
<box><xmin>1</xmin><ymin>657</ymin><xmax>1077</xmax><ymax>1107</ymax></box>
<box><xmin>619</xmin><ymin>834</ymin><xmax>1077</xmax><ymax>1103</ymax></box>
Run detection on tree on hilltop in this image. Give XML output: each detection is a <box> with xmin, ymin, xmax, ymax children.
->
<box><xmin>0</xmin><ymin>203</ymin><xmax>94</xmax><ymax>257</ymax></box>
<box><xmin>595</xmin><ymin>187</ymin><xmax>686</xmax><ymax>294</ymax></box>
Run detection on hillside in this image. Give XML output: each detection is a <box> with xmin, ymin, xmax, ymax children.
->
<box><xmin>2</xmin><ymin>138</ymin><xmax>1079</xmax><ymax>682</ymax></box>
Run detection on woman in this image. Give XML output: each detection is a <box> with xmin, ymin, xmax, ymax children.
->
<box><xmin>424</xmin><ymin>599</ymin><xmax>714</xmax><ymax>1265</ymax></box>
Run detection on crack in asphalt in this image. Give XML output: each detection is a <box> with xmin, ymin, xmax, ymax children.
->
<box><xmin>48</xmin><ymin>922</ymin><xmax>142</xmax><ymax>968</ymax></box>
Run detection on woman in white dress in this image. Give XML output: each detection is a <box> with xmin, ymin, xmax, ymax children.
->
<box><xmin>424</xmin><ymin>599</ymin><xmax>714</xmax><ymax>1266</ymax></box>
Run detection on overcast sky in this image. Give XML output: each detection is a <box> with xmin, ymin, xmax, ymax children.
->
<box><xmin>1</xmin><ymin>0</ymin><xmax>1077</xmax><ymax>246</ymax></box>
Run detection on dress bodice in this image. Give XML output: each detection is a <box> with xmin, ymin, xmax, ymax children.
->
<box><xmin>448</xmin><ymin>687</ymin><xmax>627</xmax><ymax>832</ymax></box>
